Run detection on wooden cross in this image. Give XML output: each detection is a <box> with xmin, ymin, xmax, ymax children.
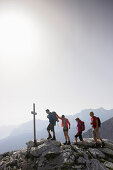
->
<box><xmin>31</xmin><ymin>103</ymin><xmax>37</xmax><ymax>146</ymax></box>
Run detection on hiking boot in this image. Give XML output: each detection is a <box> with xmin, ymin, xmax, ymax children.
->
<box><xmin>47</xmin><ymin>135</ymin><xmax>52</xmax><ymax>139</ymax></box>
<box><xmin>74</xmin><ymin>142</ymin><xmax>77</xmax><ymax>145</ymax></box>
<box><xmin>101</xmin><ymin>142</ymin><xmax>105</xmax><ymax>148</ymax></box>
<box><xmin>63</xmin><ymin>141</ymin><xmax>67</xmax><ymax>145</ymax></box>
<box><xmin>82</xmin><ymin>145</ymin><xmax>87</xmax><ymax>149</ymax></box>
<box><xmin>51</xmin><ymin>136</ymin><xmax>56</xmax><ymax>140</ymax></box>
<box><xmin>67</xmin><ymin>141</ymin><xmax>71</xmax><ymax>145</ymax></box>
<box><xmin>93</xmin><ymin>142</ymin><xmax>99</xmax><ymax>148</ymax></box>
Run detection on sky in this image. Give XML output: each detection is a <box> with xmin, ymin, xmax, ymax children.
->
<box><xmin>0</xmin><ymin>0</ymin><xmax>113</xmax><ymax>126</ymax></box>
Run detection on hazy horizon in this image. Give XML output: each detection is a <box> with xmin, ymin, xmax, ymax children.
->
<box><xmin>0</xmin><ymin>106</ymin><xmax>112</xmax><ymax>127</ymax></box>
<box><xmin>0</xmin><ymin>0</ymin><xmax>113</xmax><ymax>126</ymax></box>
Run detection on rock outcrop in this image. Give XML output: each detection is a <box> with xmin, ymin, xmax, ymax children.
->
<box><xmin>0</xmin><ymin>138</ymin><xmax>113</xmax><ymax>170</ymax></box>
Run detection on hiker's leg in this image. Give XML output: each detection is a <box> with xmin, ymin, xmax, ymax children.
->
<box><xmin>65</xmin><ymin>131</ymin><xmax>69</xmax><ymax>141</ymax></box>
<box><xmin>64</xmin><ymin>131</ymin><xmax>67</xmax><ymax>141</ymax></box>
<box><xmin>53</xmin><ymin>130</ymin><xmax>55</xmax><ymax>138</ymax></box>
<box><xmin>98</xmin><ymin>133</ymin><xmax>105</xmax><ymax>147</ymax></box>
<box><xmin>80</xmin><ymin>138</ymin><xmax>85</xmax><ymax>146</ymax></box>
<box><xmin>75</xmin><ymin>134</ymin><xmax>78</xmax><ymax>143</ymax></box>
<box><xmin>96</xmin><ymin>128</ymin><xmax>103</xmax><ymax>142</ymax></box>
<box><xmin>63</xmin><ymin>131</ymin><xmax>68</xmax><ymax>144</ymax></box>
<box><xmin>47</xmin><ymin>124</ymin><xmax>52</xmax><ymax>139</ymax></box>
<box><xmin>75</xmin><ymin>137</ymin><xmax>77</xmax><ymax>143</ymax></box>
<box><xmin>51</xmin><ymin>124</ymin><xmax>56</xmax><ymax>138</ymax></box>
<box><xmin>79</xmin><ymin>132</ymin><xmax>82</xmax><ymax>142</ymax></box>
<box><xmin>98</xmin><ymin>135</ymin><xmax>104</xmax><ymax>144</ymax></box>
<box><xmin>48</xmin><ymin>130</ymin><xmax>51</xmax><ymax>135</ymax></box>
<box><xmin>47</xmin><ymin>124</ymin><xmax>51</xmax><ymax>136</ymax></box>
<box><xmin>79</xmin><ymin>133</ymin><xmax>85</xmax><ymax>145</ymax></box>
<box><xmin>99</xmin><ymin>137</ymin><xmax>103</xmax><ymax>142</ymax></box>
<box><xmin>66</xmin><ymin>131</ymin><xmax>70</xmax><ymax>144</ymax></box>
<box><xmin>51</xmin><ymin>127</ymin><xmax>56</xmax><ymax>140</ymax></box>
<box><xmin>82</xmin><ymin>140</ymin><xmax>85</xmax><ymax>145</ymax></box>
<box><xmin>93</xmin><ymin>129</ymin><xmax>97</xmax><ymax>143</ymax></box>
<box><xmin>66</xmin><ymin>131</ymin><xmax>70</xmax><ymax>142</ymax></box>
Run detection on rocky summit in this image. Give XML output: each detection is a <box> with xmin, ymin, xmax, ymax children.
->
<box><xmin>0</xmin><ymin>138</ymin><xmax>113</xmax><ymax>170</ymax></box>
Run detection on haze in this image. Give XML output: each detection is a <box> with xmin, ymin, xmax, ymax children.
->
<box><xmin>0</xmin><ymin>0</ymin><xmax>113</xmax><ymax>126</ymax></box>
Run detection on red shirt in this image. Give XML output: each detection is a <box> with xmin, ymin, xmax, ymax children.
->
<box><xmin>57</xmin><ymin>115</ymin><xmax>70</xmax><ymax>129</ymax></box>
<box><xmin>76</xmin><ymin>120</ymin><xmax>82</xmax><ymax>135</ymax></box>
<box><xmin>91</xmin><ymin>116</ymin><xmax>97</xmax><ymax>129</ymax></box>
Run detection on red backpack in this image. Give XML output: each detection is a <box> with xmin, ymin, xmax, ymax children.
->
<box><xmin>81</xmin><ymin>121</ymin><xmax>85</xmax><ymax>131</ymax></box>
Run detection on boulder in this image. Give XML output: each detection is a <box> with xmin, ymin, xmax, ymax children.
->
<box><xmin>88</xmin><ymin>148</ymin><xmax>105</xmax><ymax>158</ymax></box>
<box><xmin>104</xmin><ymin>161</ymin><xmax>113</xmax><ymax>169</ymax></box>
<box><xmin>88</xmin><ymin>159</ymin><xmax>107</xmax><ymax>170</ymax></box>
<box><xmin>99</xmin><ymin>148</ymin><xmax>113</xmax><ymax>156</ymax></box>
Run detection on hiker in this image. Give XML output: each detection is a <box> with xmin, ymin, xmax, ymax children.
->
<box><xmin>46</xmin><ymin>109</ymin><xmax>58</xmax><ymax>140</ymax></box>
<box><xmin>56</xmin><ymin>114</ymin><xmax>71</xmax><ymax>145</ymax></box>
<box><xmin>75</xmin><ymin>118</ymin><xmax>85</xmax><ymax>145</ymax></box>
<box><xmin>90</xmin><ymin>112</ymin><xmax>104</xmax><ymax>147</ymax></box>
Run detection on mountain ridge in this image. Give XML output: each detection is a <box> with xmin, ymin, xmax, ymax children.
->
<box><xmin>0</xmin><ymin>107</ymin><xmax>113</xmax><ymax>154</ymax></box>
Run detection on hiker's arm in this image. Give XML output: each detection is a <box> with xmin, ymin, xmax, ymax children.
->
<box><xmin>67</xmin><ymin>119</ymin><xmax>71</xmax><ymax>128</ymax></box>
<box><xmin>78</xmin><ymin>122</ymin><xmax>82</xmax><ymax>133</ymax></box>
<box><xmin>56</xmin><ymin>114</ymin><xmax>62</xmax><ymax>120</ymax></box>
<box><xmin>96</xmin><ymin>119</ymin><xmax>99</xmax><ymax>129</ymax></box>
<box><xmin>55</xmin><ymin>114</ymin><xmax>59</xmax><ymax>122</ymax></box>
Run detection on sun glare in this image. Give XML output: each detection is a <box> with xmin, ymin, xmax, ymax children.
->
<box><xmin>0</xmin><ymin>8</ymin><xmax>36</xmax><ymax>73</ymax></box>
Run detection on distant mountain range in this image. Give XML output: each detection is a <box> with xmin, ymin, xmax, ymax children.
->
<box><xmin>0</xmin><ymin>107</ymin><xmax>113</xmax><ymax>154</ymax></box>
<box><xmin>83</xmin><ymin>117</ymin><xmax>113</xmax><ymax>141</ymax></box>
<box><xmin>0</xmin><ymin>125</ymin><xmax>17</xmax><ymax>140</ymax></box>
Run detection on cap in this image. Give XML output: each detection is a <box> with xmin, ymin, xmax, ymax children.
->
<box><xmin>46</xmin><ymin>109</ymin><xmax>50</xmax><ymax>112</ymax></box>
<box><xmin>75</xmin><ymin>117</ymin><xmax>79</xmax><ymax>121</ymax></box>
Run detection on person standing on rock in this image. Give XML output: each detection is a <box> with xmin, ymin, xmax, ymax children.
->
<box><xmin>90</xmin><ymin>112</ymin><xmax>105</xmax><ymax>147</ymax></box>
<box><xmin>46</xmin><ymin>109</ymin><xmax>58</xmax><ymax>140</ymax></box>
<box><xmin>56</xmin><ymin>114</ymin><xmax>71</xmax><ymax>145</ymax></box>
<box><xmin>75</xmin><ymin>118</ymin><xmax>85</xmax><ymax>145</ymax></box>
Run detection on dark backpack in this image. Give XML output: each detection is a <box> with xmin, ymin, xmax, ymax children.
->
<box><xmin>81</xmin><ymin>121</ymin><xmax>85</xmax><ymax>131</ymax></box>
<box><xmin>94</xmin><ymin>116</ymin><xmax>101</xmax><ymax>127</ymax></box>
<box><xmin>51</xmin><ymin>112</ymin><xmax>58</xmax><ymax>125</ymax></box>
<box><xmin>97</xmin><ymin>117</ymin><xmax>101</xmax><ymax>127</ymax></box>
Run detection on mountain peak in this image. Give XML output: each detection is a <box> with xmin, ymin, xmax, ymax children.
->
<box><xmin>0</xmin><ymin>138</ymin><xmax>113</xmax><ymax>169</ymax></box>
<box><xmin>98</xmin><ymin>107</ymin><xmax>105</xmax><ymax>110</ymax></box>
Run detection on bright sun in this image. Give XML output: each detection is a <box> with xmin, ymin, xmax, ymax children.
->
<box><xmin>0</xmin><ymin>8</ymin><xmax>36</xmax><ymax>73</ymax></box>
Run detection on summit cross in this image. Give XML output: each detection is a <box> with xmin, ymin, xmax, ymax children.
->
<box><xmin>31</xmin><ymin>103</ymin><xmax>37</xmax><ymax>146</ymax></box>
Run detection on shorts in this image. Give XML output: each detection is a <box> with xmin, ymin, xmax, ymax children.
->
<box><xmin>92</xmin><ymin>128</ymin><xmax>100</xmax><ymax>140</ymax></box>
<box><xmin>47</xmin><ymin>123</ymin><xmax>54</xmax><ymax>132</ymax></box>
<box><xmin>63</xmin><ymin>127</ymin><xmax>68</xmax><ymax>132</ymax></box>
<box><xmin>75</xmin><ymin>132</ymin><xmax>83</xmax><ymax>141</ymax></box>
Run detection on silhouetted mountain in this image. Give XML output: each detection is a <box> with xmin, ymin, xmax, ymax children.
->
<box><xmin>10</xmin><ymin>120</ymin><xmax>48</xmax><ymax>136</ymax></box>
<box><xmin>83</xmin><ymin>117</ymin><xmax>113</xmax><ymax>141</ymax></box>
<box><xmin>0</xmin><ymin>108</ymin><xmax>113</xmax><ymax>154</ymax></box>
<box><xmin>0</xmin><ymin>125</ymin><xmax>17</xmax><ymax>140</ymax></box>
<box><xmin>66</xmin><ymin>107</ymin><xmax>113</xmax><ymax>131</ymax></box>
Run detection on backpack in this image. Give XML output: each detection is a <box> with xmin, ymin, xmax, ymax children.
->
<box><xmin>81</xmin><ymin>121</ymin><xmax>85</xmax><ymax>131</ymax></box>
<box><xmin>94</xmin><ymin>116</ymin><xmax>101</xmax><ymax>127</ymax></box>
<box><xmin>51</xmin><ymin>112</ymin><xmax>58</xmax><ymax>125</ymax></box>
<box><xmin>97</xmin><ymin>117</ymin><xmax>101</xmax><ymax>127</ymax></box>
